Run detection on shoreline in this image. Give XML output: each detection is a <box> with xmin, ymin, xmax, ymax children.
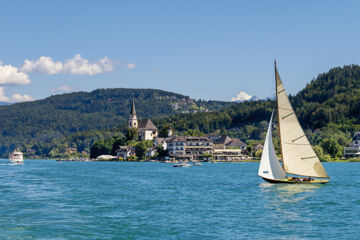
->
<box><xmin>8</xmin><ymin>158</ymin><xmax>360</xmax><ymax>163</ymax></box>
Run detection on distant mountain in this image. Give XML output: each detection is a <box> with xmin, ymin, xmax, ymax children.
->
<box><xmin>0</xmin><ymin>102</ymin><xmax>11</xmax><ymax>106</ymax></box>
<box><xmin>231</xmin><ymin>91</ymin><xmax>259</xmax><ymax>102</ymax></box>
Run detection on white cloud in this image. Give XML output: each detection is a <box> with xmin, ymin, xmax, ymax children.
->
<box><xmin>21</xmin><ymin>54</ymin><xmax>116</xmax><ymax>75</ymax></box>
<box><xmin>125</xmin><ymin>63</ymin><xmax>136</xmax><ymax>69</ymax></box>
<box><xmin>0</xmin><ymin>87</ymin><xmax>10</xmax><ymax>102</ymax></box>
<box><xmin>21</xmin><ymin>56</ymin><xmax>63</xmax><ymax>74</ymax></box>
<box><xmin>231</xmin><ymin>91</ymin><xmax>253</xmax><ymax>102</ymax></box>
<box><xmin>51</xmin><ymin>85</ymin><xmax>73</xmax><ymax>93</ymax></box>
<box><xmin>0</xmin><ymin>64</ymin><xmax>31</xmax><ymax>85</ymax></box>
<box><xmin>0</xmin><ymin>87</ymin><xmax>33</xmax><ymax>103</ymax></box>
<box><xmin>11</xmin><ymin>93</ymin><xmax>34</xmax><ymax>102</ymax></box>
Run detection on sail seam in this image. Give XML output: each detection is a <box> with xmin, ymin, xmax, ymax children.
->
<box><xmin>301</xmin><ymin>156</ymin><xmax>317</xmax><ymax>160</ymax></box>
<box><xmin>282</xmin><ymin>112</ymin><xmax>294</xmax><ymax>119</ymax></box>
<box><xmin>292</xmin><ymin>135</ymin><xmax>306</xmax><ymax>142</ymax></box>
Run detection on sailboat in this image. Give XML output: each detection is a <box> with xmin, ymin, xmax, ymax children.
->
<box><xmin>258</xmin><ymin>61</ymin><xmax>330</xmax><ymax>184</ymax></box>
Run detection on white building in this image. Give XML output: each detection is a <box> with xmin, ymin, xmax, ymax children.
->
<box><xmin>344</xmin><ymin>132</ymin><xmax>360</xmax><ymax>158</ymax></box>
<box><xmin>138</xmin><ymin>119</ymin><xmax>158</xmax><ymax>141</ymax></box>
<box><xmin>167</xmin><ymin>136</ymin><xmax>213</xmax><ymax>160</ymax></box>
<box><xmin>116</xmin><ymin>146</ymin><xmax>135</xmax><ymax>160</ymax></box>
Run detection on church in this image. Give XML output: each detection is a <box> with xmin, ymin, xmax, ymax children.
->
<box><xmin>128</xmin><ymin>100</ymin><xmax>158</xmax><ymax>141</ymax></box>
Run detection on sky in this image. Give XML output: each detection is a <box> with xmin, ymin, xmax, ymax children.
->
<box><xmin>1</xmin><ymin>0</ymin><xmax>360</xmax><ymax>102</ymax></box>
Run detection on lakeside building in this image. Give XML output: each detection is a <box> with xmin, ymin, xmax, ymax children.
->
<box><xmin>213</xmin><ymin>135</ymin><xmax>247</xmax><ymax>150</ymax></box>
<box><xmin>213</xmin><ymin>136</ymin><xmax>249</xmax><ymax>160</ymax></box>
<box><xmin>168</xmin><ymin>136</ymin><xmax>214</xmax><ymax>160</ymax></box>
<box><xmin>116</xmin><ymin>146</ymin><xmax>136</xmax><ymax>160</ymax></box>
<box><xmin>344</xmin><ymin>132</ymin><xmax>360</xmax><ymax>158</ymax></box>
<box><xmin>128</xmin><ymin>99</ymin><xmax>158</xmax><ymax>141</ymax></box>
<box><xmin>253</xmin><ymin>144</ymin><xmax>264</xmax><ymax>152</ymax></box>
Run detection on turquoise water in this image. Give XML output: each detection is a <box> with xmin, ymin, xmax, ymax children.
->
<box><xmin>0</xmin><ymin>160</ymin><xmax>359</xmax><ymax>239</ymax></box>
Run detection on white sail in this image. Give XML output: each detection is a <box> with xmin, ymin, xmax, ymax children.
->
<box><xmin>258</xmin><ymin>111</ymin><xmax>286</xmax><ymax>180</ymax></box>
<box><xmin>275</xmin><ymin>63</ymin><xmax>329</xmax><ymax>178</ymax></box>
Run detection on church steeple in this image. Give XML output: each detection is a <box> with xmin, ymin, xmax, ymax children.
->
<box><xmin>128</xmin><ymin>99</ymin><xmax>138</xmax><ymax>128</ymax></box>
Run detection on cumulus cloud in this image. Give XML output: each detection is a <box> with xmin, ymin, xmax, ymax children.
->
<box><xmin>0</xmin><ymin>87</ymin><xmax>10</xmax><ymax>102</ymax></box>
<box><xmin>51</xmin><ymin>85</ymin><xmax>73</xmax><ymax>93</ymax></box>
<box><xmin>125</xmin><ymin>63</ymin><xmax>136</xmax><ymax>69</ymax></box>
<box><xmin>0</xmin><ymin>64</ymin><xmax>31</xmax><ymax>85</ymax></box>
<box><xmin>0</xmin><ymin>87</ymin><xmax>33</xmax><ymax>103</ymax></box>
<box><xmin>21</xmin><ymin>56</ymin><xmax>63</xmax><ymax>74</ymax></box>
<box><xmin>11</xmin><ymin>93</ymin><xmax>34</xmax><ymax>102</ymax></box>
<box><xmin>21</xmin><ymin>54</ymin><xmax>116</xmax><ymax>75</ymax></box>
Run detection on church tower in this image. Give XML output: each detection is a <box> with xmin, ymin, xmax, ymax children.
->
<box><xmin>128</xmin><ymin>99</ymin><xmax>138</xmax><ymax>128</ymax></box>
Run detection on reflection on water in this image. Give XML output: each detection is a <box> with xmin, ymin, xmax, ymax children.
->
<box><xmin>259</xmin><ymin>182</ymin><xmax>326</xmax><ymax>229</ymax></box>
<box><xmin>259</xmin><ymin>182</ymin><xmax>324</xmax><ymax>203</ymax></box>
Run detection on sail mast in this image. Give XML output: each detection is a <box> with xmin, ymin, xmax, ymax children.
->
<box><xmin>274</xmin><ymin>60</ymin><xmax>285</xmax><ymax>171</ymax></box>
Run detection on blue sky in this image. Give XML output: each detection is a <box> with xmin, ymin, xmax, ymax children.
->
<box><xmin>1</xmin><ymin>0</ymin><xmax>360</xmax><ymax>102</ymax></box>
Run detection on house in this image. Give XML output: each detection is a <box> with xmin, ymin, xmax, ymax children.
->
<box><xmin>344</xmin><ymin>132</ymin><xmax>360</xmax><ymax>158</ymax></box>
<box><xmin>116</xmin><ymin>146</ymin><xmax>135</xmax><ymax>160</ymax></box>
<box><xmin>146</xmin><ymin>147</ymin><xmax>157</xmax><ymax>157</ymax></box>
<box><xmin>167</xmin><ymin>136</ymin><xmax>213</xmax><ymax>160</ymax></box>
<box><xmin>253</xmin><ymin>144</ymin><xmax>264</xmax><ymax>152</ymax></box>
<box><xmin>154</xmin><ymin>136</ymin><xmax>175</xmax><ymax>150</ymax></box>
<box><xmin>213</xmin><ymin>136</ymin><xmax>249</xmax><ymax>160</ymax></box>
<box><xmin>66</xmin><ymin>147</ymin><xmax>77</xmax><ymax>154</ymax></box>
<box><xmin>213</xmin><ymin>136</ymin><xmax>247</xmax><ymax>150</ymax></box>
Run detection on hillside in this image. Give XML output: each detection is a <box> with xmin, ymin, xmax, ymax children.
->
<box><xmin>0</xmin><ymin>88</ymin><xmax>233</xmax><ymax>156</ymax></box>
<box><xmin>154</xmin><ymin>65</ymin><xmax>360</xmax><ymax>160</ymax></box>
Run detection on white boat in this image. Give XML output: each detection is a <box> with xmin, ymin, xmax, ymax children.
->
<box><xmin>258</xmin><ymin>61</ymin><xmax>330</xmax><ymax>184</ymax></box>
<box><xmin>192</xmin><ymin>162</ymin><xmax>202</xmax><ymax>166</ymax></box>
<box><xmin>173</xmin><ymin>161</ymin><xmax>192</xmax><ymax>168</ymax></box>
<box><xmin>9</xmin><ymin>149</ymin><xmax>24</xmax><ymax>164</ymax></box>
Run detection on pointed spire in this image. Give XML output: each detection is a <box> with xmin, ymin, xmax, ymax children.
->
<box><xmin>130</xmin><ymin>99</ymin><xmax>136</xmax><ymax>117</ymax></box>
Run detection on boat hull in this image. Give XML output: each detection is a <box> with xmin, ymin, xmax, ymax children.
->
<box><xmin>262</xmin><ymin>177</ymin><xmax>330</xmax><ymax>184</ymax></box>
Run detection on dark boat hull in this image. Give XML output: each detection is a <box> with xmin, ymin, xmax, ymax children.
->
<box><xmin>262</xmin><ymin>177</ymin><xmax>330</xmax><ymax>184</ymax></box>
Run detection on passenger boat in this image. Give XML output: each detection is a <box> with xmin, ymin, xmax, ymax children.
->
<box><xmin>9</xmin><ymin>149</ymin><xmax>24</xmax><ymax>165</ymax></box>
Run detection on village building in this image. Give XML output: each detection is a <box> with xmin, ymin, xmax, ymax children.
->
<box><xmin>253</xmin><ymin>144</ymin><xmax>264</xmax><ymax>152</ymax></box>
<box><xmin>168</xmin><ymin>136</ymin><xmax>213</xmax><ymax>160</ymax></box>
<box><xmin>213</xmin><ymin>136</ymin><xmax>249</xmax><ymax>161</ymax></box>
<box><xmin>116</xmin><ymin>146</ymin><xmax>136</xmax><ymax>160</ymax></box>
<box><xmin>344</xmin><ymin>132</ymin><xmax>360</xmax><ymax>158</ymax></box>
<box><xmin>146</xmin><ymin>147</ymin><xmax>157</xmax><ymax>158</ymax></box>
<box><xmin>128</xmin><ymin>99</ymin><xmax>158</xmax><ymax>141</ymax></box>
<box><xmin>213</xmin><ymin>135</ymin><xmax>247</xmax><ymax>150</ymax></box>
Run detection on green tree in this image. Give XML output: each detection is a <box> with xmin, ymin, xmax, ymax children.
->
<box><xmin>126</xmin><ymin>128</ymin><xmax>138</xmax><ymax>141</ymax></box>
<box><xmin>135</xmin><ymin>141</ymin><xmax>147</xmax><ymax>160</ymax></box>
<box><xmin>159</xmin><ymin>124</ymin><xmax>172</xmax><ymax>138</ymax></box>
<box><xmin>321</xmin><ymin>138</ymin><xmax>343</xmax><ymax>158</ymax></box>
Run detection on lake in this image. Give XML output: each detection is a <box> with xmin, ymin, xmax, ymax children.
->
<box><xmin>0</xmin><ymin>160</ymin><xmax>359</xmax><ymax>239</ymax></box>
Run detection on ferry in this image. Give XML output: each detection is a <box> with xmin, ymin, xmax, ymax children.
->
<box><xmin>9</xmin><ymin>149</ymin><xmax>24</xmax><ymax>164</ymax></box>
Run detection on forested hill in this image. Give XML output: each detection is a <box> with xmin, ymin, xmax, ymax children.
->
<box><xmin>292</xmin><ymin>65</ymin><xmax>360</xmax><ymax>129</ymax></box>
<box><xmin>0</xmin><ymin>88</ymin><xmax>232</xmax><ymax>156</ymax></box>
<box><xmin>155</xmin><ymin>65</ymin><xmax>360</xmax><ymax>148</ymax></box>
<box><xmin>2</xmin><ymin>64</ymin><xmax>360</xmax><ymax>158</ymax></box>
